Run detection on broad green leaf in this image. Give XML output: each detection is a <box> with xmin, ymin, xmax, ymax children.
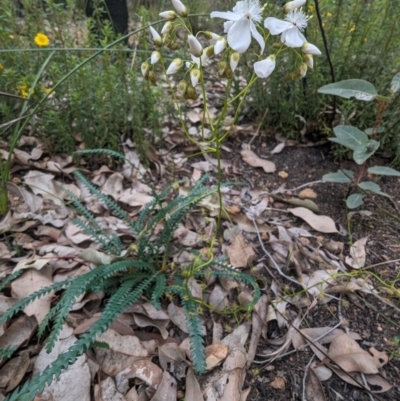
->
<box><xmin>352</xmin><ymin>140</ymin><xmax>379</xmax><ymax>164</ymax></box>
<box><xmin>318</xmin><ymin>79</ymin><xmax>377</xmax><ymax>101</ymax></box>
<box><xmin>364</xmin><ymin>127</ymin><xmax>384</xmax><ymax>136</ymax></box>
<box><xmin>391</xmin><ymin>73</ymin><xmax>400</xmax><ymax>93</ymax></box>
<box><xmin>368</xmin><ymin>166</ymin><xmax>400</xmax><ymax>176</ymax></box>
<box><xmin>323</xmin><ymin>169</ymin><xmax>354</xmax><ymax>183</ymax></box>
<box><xmin>346</xmin><ymin>193</ymin><xmax>364</xmax><ymax>209</ymax></box>
<box><xmin>358</xmin><ymin>181</ymin><xmax>391</xmax><ymax>197</ymax></box>
<box><xmin>330</xmin><ymin>125</ymin><xmax>368</xmax><ymax>150</ymax></box>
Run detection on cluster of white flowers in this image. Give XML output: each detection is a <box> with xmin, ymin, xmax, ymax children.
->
<box><xmin>142</xmin><ymin>0</ymin><xmax>322</xmax><ymax>97</ymax></box>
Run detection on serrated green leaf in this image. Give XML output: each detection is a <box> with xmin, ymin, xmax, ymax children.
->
<box><xmin>352</xmin><ymin>140</ymin><xmax>380</xmax><ymax>164</ymax></box>
<box><xmin>323</xmin><ymin>169</ymin><xmax>354</xmax><ymax>183</ymax></box>
<box><xmin>368</xmin><ymin>166</ymin><xmax>400</xmax><ymax>176</ymax></box>
<box><xmin>391</xmin><ymin>73</ymin><xmax>400</xmax><ymax>93</ymax></box>
<box><xmin>358</xmin><ymin>181</ymin><xmax>391</xmax><ymax>197</ymax></box>
<box><xmin>346</xmin><ymin>193</ymin><xmax>364</xmax><ymax>209</ymax></box>
<box><xmin>318</xmin><ymin>79</ymin><xmax>377</xmax><ymax>101</ymax></box>
<box><xmin>331</xmin><ymin>125</ymin><xmax>369</xmax><ymax>150</ymax></box>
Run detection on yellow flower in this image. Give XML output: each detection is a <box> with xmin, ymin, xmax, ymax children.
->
<box><xmin>19</xmin><ymin>84</ymin><xmax>28</xmax><ymax>98</ymax></box>
<box><xmin>43</xmin><ymin>87</ymin><xmax>52</xmax><ymax>94</ymax></box>
<box><xmin>349</xmin><ymin>25</ymin><xmax>356</xmax><ymax>33</ymax></box>
<box><xmin>9</xmin><ymin>35</ymin><xmax>14</xmax><ymax>40</ymax></box>
<box><xmin>308</xmin><ymin>5</ymin><xmax>315</xmax><ymax>12</ymax></box>
<box><xmin>34</xmin><ymin>33</ymin><xmax>50</xmax><ymax>47</ymax></box>
<box><xmin>326</xmin><ymin>12</ymin><xmax>332</xmax><ymax>17</ymax></box>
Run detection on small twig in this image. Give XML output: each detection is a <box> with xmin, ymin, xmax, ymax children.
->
<box><xmin>248</xmin><ymin>108</ymin><xmax>269</xmax><ymax>145</ymax></box>
<box><xmin>302</xmin><ymin>354</ymin><xmax>316</xmax><ymax>401</ymax></box>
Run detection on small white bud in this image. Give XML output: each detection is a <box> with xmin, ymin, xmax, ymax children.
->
<box><xmin>149</xmin><ymin>26</ymin><xmax>162</xmax><ymax>47</ymax></box>
<box><xmin>171</xmin><ymin>0</ymin><xmax>188</xmax><ymax>17</ymax></box>
<box><xmin>188</xmin><ymin>34</ymin><xmax>203</xmax><ymax>57</ymax></box>
<box><xmin>283</xmin><ymin>0</ymin><xmax>306</xmax><ymax>13</ymax></box>
<box><xmin>230</xmin><ymin>52</ymin><xmax>240</xmax><ymax>72</ymax></box>
<box><xmin>150</xmin><ymin>51</ymin><xmax>161</xmax><ymax>65</ymax></box>
<box><xmin>254</xmin><ymin>55</ymin><xmax>276</xmax><ymax>79</ymax></box>
<box><xmin>214</xmin><ymin>36</ymin><xmax>226</xmax><ymax>55</ymax></box>
<box><xmin>301</xmin><ymin>42</ymin><xmax>322</xmax><ymax>55</ymax></box>
<box><xmin>141</xmin><ymin>62</ymin><xmax>150</xmax><ymax>77</ymax></box>
<box><xmin>161</xmin><ymin>21</ymin><xmax>173</xmax><ymax>34</ymax></box>
<box><xmin>204</xmin><ymin>31</ymin><xmax>220</xmax><ymax>44</ymax></box>
<box><xmin>166</xmin><ymin>58</ymin><xmax>183</xmax><ymax>74</ymax></box>
<box><xmin>303</xmin><ymin>54</ymin><xmax>313</xmax><ymax>69</ymax></box>
<box><xmin>159</xmin><ymin>10</ymin><xmax>177</xmax><ymax>20</ymax></box>
<box><xmin>190</xmin><ymin>68</ymin><xmax>201</xmax><ymax>87</ymax></box>
<box><xmin>299</xmin><ymin>62</ymin><xmax>308</xmax><ymax>77</ymax></box>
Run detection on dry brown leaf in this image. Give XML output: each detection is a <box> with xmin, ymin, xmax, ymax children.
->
<box><xmin>305</xmin><ymin>367</ymin><xmax>326</xmax><ymax>401</ymax></box>
<box><xmin>219</xmin><ymin>349</ymin><xmax>247</xmax><ymax>401</ymax></box>
<box><xmin>205</xmin><ymin>344</ymin><xmax>229</xmax><ymax>371</ymax></box>
<box><xmin>167</xmin><ymin>303</ymin><xmax>189</xmax><ymax>333</ymax></box>
<box><xmin>292</xmin><ymin>327</ymin><xmax>352</xmax><ymax>350</ymax></box>
<box><xmin>158</xmin><ymin>343</ymin><xmax>188</xmax><ymax>379</ymax></box>
<box><xmin>94</xmin><ymin>377</ymin><xmax>126</xmax><ymax>401</ymax></box>
<box><xmin>101</xmin><ymin>173</ymin><xmax>124</xmax><ymax>200</ymax></box>
<box><xmin>278</xmin><ymin>171</ymin><xmax>288</xmax><ymax>179</ymax></box>
<box><xmin>269</xmin><ymin>376</ymin><xmax>286</xmax><ymax>391</ymax></box>
<box><xmin>311</xmin><ymin>362</ymin><xmax>332</xmax><ymax>382</ymax></box>
<box><xmin>240</xmin><ymin>149</ymin><xmax>276</xmax><ymax>173</ymax></box>
<box><xmin>11</xmin><ymin>268</ymin><xmax>54</xmax><ymax>324</ymax></box>
<box><xmin>288</xmin><ymin>207</ymin><xmax>338</xmax><ymax>233</ymax></box>
<box><xmin>0</xmin><ymin>316</ymin><xmax>37</xmax><ymax>356</ymax></box>
<box><xmin>328</xmin><ymin>333</ymin><xmax>387</xmax><ymax>374</ymax></box>
<box><xmin>227</xmin><ymin>234</ymin><xmax>257</xmax><ymax>268</ymax></box>
<box><xmin>151</xmin><ymin>371</ymin><xmax>177</xmax><ymax>401</ymax></box>
<box><xmin>23</xmin><ymin>171</ymin><xmax>64</xmax><ymax>205</ymax></box>
<box><xmin>185</xmin><ymin>368</ymin><xmax>204</xmax><ymax>401</ymax></box>
<box><xmin>209</xmin><ymin>285</ymin><xmax>228</xmax><ymax>313</ymax></box>
<box><xmin>363</xmin><ymin>374</ymin><xmax>393</xmax><ymax>393</ymax></box>
<box><xmin>345</xmin><ymin>236</ymin><xmax>368</xmax><ymax>269</ymax></box>
<box><xmin>298</xmin><ymin>188</ymin><xmax>317</xmax><ymax>199</ymax></box>
<box><xmin>0</xmin><ymin>353</ymin><xmax>30</xmax><ymax>392</ymax></box>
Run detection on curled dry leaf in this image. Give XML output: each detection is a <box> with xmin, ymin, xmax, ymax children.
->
<box><xmin>0</xmin><ymin>353</ymin><xmax>30</xmax><ymax>392</ymax></box>
<box><xmin>305</xmin><ymin>365</ymin><xmax>326</xmax><ymax>401</ymax></box>
<box><xmin>288</xmin><ymin>207</ymin><xmax>339</xmax><ymax>233</ymax></box>
<box><xmin>151</xmin><ymin>371</ymin><xmax>177</xmax><ymax>401</ymax></box>
<box><xmin>205</xmin><ymin>344</ymin><xmax>229</xmax><ymax>371</ymax></box>
<box><xmin>345</xmin><ymin>236</ymin><xmax>368</xmax><ymax>269</ymax></box>
<box><xmin>219</xmin><ymin>349</ymin><xmax>247</xmax><ymax>401</ymax></box>
<box><xmin>158</xmin><ymin>343</ymin><xmax>188</xmax><ymax>379</ymax></box>
<box><xmin>227</xmin><ymin>234</ymin><xmax>257</xmax><ymax>268</ymax></box>
<box><xmin>311</xmin><ymin>361</ymin><xmax>332</xmax><ymax>382</ymax></box>
<box><xmin>328</xmin><ymin>333</ymin><xmax>388</xmax><ymax>374</ymax></box>
<box><xmin>185</xmin><ymin>368</ymin><xmax>204</xmax><ymax>401</ymax></box>
<box><xmin>240</xmin><ymin>149</ymin><xmax>276</xmax><ymax>173</ymax></box>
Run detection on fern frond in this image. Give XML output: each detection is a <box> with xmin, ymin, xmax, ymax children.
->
<box><xmin>0</xmin><ymin>279</ymin><xmax>72</xmax><ymax>325</ymax></box>
<box><xmin>151</xmin><ymin>274</ymin><xmax>166</xmax><ymax>310</ymax></box>
<box><xmin>0</xmin><ymin>345</ymin><xmax>17</xmax><ymax>361</ymax></box>
<box><xmin>74</xmin><ymin>148</ymin><xmax>127</xmax><ymax>163</ymax></box>
<box><xmin>5</xmin><ymin>275</ymin><xmax>157</xmax><ymax>401</ymax></box>
<box><xmin>71</xmin><ymin>217</ymin><xmax>111</xmax><ymax>251</ymax></box>
<box><xmin>0</xmin><ymin>270</ymin><xmax>23</xmax><ymax>293</ymax></box>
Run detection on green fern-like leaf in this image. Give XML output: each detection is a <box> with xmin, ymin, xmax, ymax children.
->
<box><xmin>0</xmin><ymin>270</ymin><xmax>23</xmax><ymax>293</ymax></box>
<box><xmin>0</xmin><ymin>345</ymin><xmax>17</xmax><ymax>360</ymax></box>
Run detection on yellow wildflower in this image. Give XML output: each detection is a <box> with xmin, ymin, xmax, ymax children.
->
<box><xmin>43</xmin><ymin>87</ymin><xmax>52</xmax><ymax>94</ymax></box>
<box><xmin>326</xmin><ymin>12</ymin><xmax>332</xmax><ymax>17</ymax></box>
<box><xmin>19</xmin><ymin>84</ymin><xmax>29</xmax><ymax>98</ymax></box>
<box><xmin>34</xmin><ymin>33</ymin><xmax>50</xmax><ymax>47</ymax></box>
<box><xmin>9</xmin><ymin>35</ymin><xmax>14</xmax><ymax>40</ymax></box>
<box><xmin>349</xmin><ymin>25</ymin><xmax>356</xmax><ymax>33</ymax></box>
<box><xmin>308</xmin><ymin>5</ymin><xmax>315</xmax><ymax>12</ymax></box>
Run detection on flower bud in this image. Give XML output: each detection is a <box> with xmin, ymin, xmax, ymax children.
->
<box><xmin>163</xmin><ymin>33</ymin><xmax>172</xmax><ymax>46</ymax></box>
<box><xmin>188</xmin><ymin>34</ymin><xmax>203</xmax><ymax>57</ymax></box>
<box><xmin>230</xmin><ymin>52</ymin><xmax>240</xmax><ymax>72</ymax></box>
<box><xmin>177</xmin><ymin>80</ymin><xmax>188</xmax><ymax>94</ymax></box>
<box><xmin>254</xmin><ymin>55</ymin><xmax>276</xmax><ymax>79</ymax></box>
<box><xmin>214</xmin><ymin>36</ymin><xmax>227</xmax><ymax>55</ymax></box>
<box><xmin>205</xmin><ymin>45</ymin><xmax>215</xmax><ymax>58</ymax></box>
<box><xmin>303</xmin><ymin>54</ymin><xmax>313</xmax><ymax>69</ymax></box>
<box><xmin>225</xmin><ymin>66</ymin><xmax>233</xmax><ymax>79</ymax></box>
<box><xmin>166</xmin><ymin>58</ymin><xmax>183</xmax><ymax>74</ymax></box>
<box><xmin>190</xmin><ymin>68</ymin><xmax>201</xmax><ymax>87</ymax></box>
<box><xmin>149</xmin><ymin>26</ymin><xmax>162</xmax><ymax>47</ymax></box>
<box><xmin>171</xmin><ymin>0</ymin><xmax>188</xmax><ymax>17</ymax></box>
<box><xmin>148</xmin><ymin>71</ymin><xmax>157</xmax><ymax>83</ymax></box>
<box><xmin>141</xmin><ymin>62</ymin><xmax>150</xmax><ymax>77</ymax></box>
<box><xmin>299</xmin><ymin>62</ymin><xmax>308</xmax><ymax>77</ymax></box>
<box><xmin>283</xmin><ymin>0</ymin><xmax>306</xmax><ymax>13</ymax></box>
<box><xmin>159</xmin><ymin>10</ymin><xmax>177</xmax><ymax>20</ymax></box>
<box><xmin>150</xmin><ymin>51</ymin><xmax>161</xmax><ymax>65</ymax></box>
<box><xmin>161</xmin><ymin>21</ymin><xmax>173</xmax><ymax>34</ymax></box>
<box><xmin>186</xmin><ymin>85</ymin><xmax>198</xmax><ymax>100</ymax></box>
<box><xmin>204</xmin><ymin>31</ymin><xmax>220</xmax><ymax>44</ymax></box>
<box><xmin>217</xmin><ymin>60</ymin><xmax>227</xmax><ymax>75</ymax></box>
<box><xmin>301</xmin><ymin>42</ymin><xmax>322</xmax><ymax>55</ymax></box>
<box><xmin>168</xmin><ymin>42</ymin><xmax>181</xmax><ymax>50</ymax></box>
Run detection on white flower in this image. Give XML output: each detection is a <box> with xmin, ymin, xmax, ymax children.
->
<box><xmin>283</xmin><ymin>0</ymin><xmax>306</xmax><ymax>13</ymax></box>
<box><xmin>301</xmin><ymin>42</ymin><xmax>321</xmax><ymax>55</ymax></box>
<box><xmin>190</xmin><ymin>68</ymin><xmax>201</xmax><ymax>86</ymax></box>
<box><xmin>214</xmin><ymin>36</ymin><xmax>227</xmax><ymax>55</ymax></box>
<box><xmin>150</xmin><ymin>51</ymin><xmax>161</xmax><ymax>64</ymax></box>
<box><xmin>188</xmin><ymin>34</ymin><xmax>203</xmax><ymax>57</ymax></box>
<box><xmin>299</xmin><ymin>62</ymin><xmax>308</xmax><ymax>77</ymax></box>
<box><xmin>161</xmin><ymin>21</ymin><xmax>173</xmax><ymax>34</ymax></box>
<box><xmin>149</xmin><ymin>26</ymin><xmax>162</xmax><ymax>47</ymax></box>
<box><xmin>264</xmin><ymin>9</ymin><xmax>309</xmax><ymax>47</ymax></box>
<box><xmin>204</xmin><ymin>31</ymin><xmax>220</xmax><ymax>44</ymax></box>
<box><xmin>171</xmin><ymin>0</ymin><xmax>188</xmax><ymax>17</ymax></box>
<box><xmin>166</xmin><ymin>58</ymin><xmax>183</xmax><ymax>74</ymax></box>
<box><xmin>141</xmin><ymin>62</ymin><xmax>150</xmax><ymax>77</ymax></box>
<box><xmin>224</xmin><ymin>21</ymin><xmax>234</xmax><ymax>33</ymax></box>
<box><xmin>230</xmin><ymin>52</ymin><xmax>240</xmax><ymax>71</ymax></box>
<box><xmin>211</xmin><ymin>0</ymin><xmax>265</xmax><ymax>54</ymax></box>
<box><xmin>159</xmin><ymin>10</ymin><xmax>177</xmax><ymax>20</ymax></box>
<box><xmin>254</xmin><ymin>55</ymin><xmax>276</xmax><ymax>78</ymax></box>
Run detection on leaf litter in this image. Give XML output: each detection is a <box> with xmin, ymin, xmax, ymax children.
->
<box><xmin>0</xmin><ymin>128</ymin><xmax>398</xmax><ymax>401</ymax></box>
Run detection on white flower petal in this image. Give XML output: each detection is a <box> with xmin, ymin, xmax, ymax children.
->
<box><xmin>301</xmin><ymin>42</ymin><xmax>322</xmax><ymax>55</ymax></box>
<box><xmin>264</xmin><ymin>17</ymin><xmax>293</xmax><ymax>34</ymax></box>
<box><xmin>224</xmin><ymin>21</ymin><xmax>234</xmax><ymax>33</ymax></box>
<box><xmin>281</xmin><ymin>27</ymin><xmax>306</xmax><ymax>47</ymax></box>
<box><xmin>283</xmin><ymin>0</ymin><xmax>306</xmax><ymax>13</ymax></box>
<box><xmin>228</xmin><ymin>18</ymin><xmax>251</xmax><ymax>53</ymax></box>
<box><xmin>250</xmin><ymin>20</ymin><xmax>265</xmax><ymax>54</ymax></box>
<box><xmin>254</xmin><ymin>56</ymin><xmax>276</xmax><ymax>78</ymax></box>
<box><xmin>210</xmin><ymin>11</ymin><xmax>242</xmax><ymax>21</ymax></box>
